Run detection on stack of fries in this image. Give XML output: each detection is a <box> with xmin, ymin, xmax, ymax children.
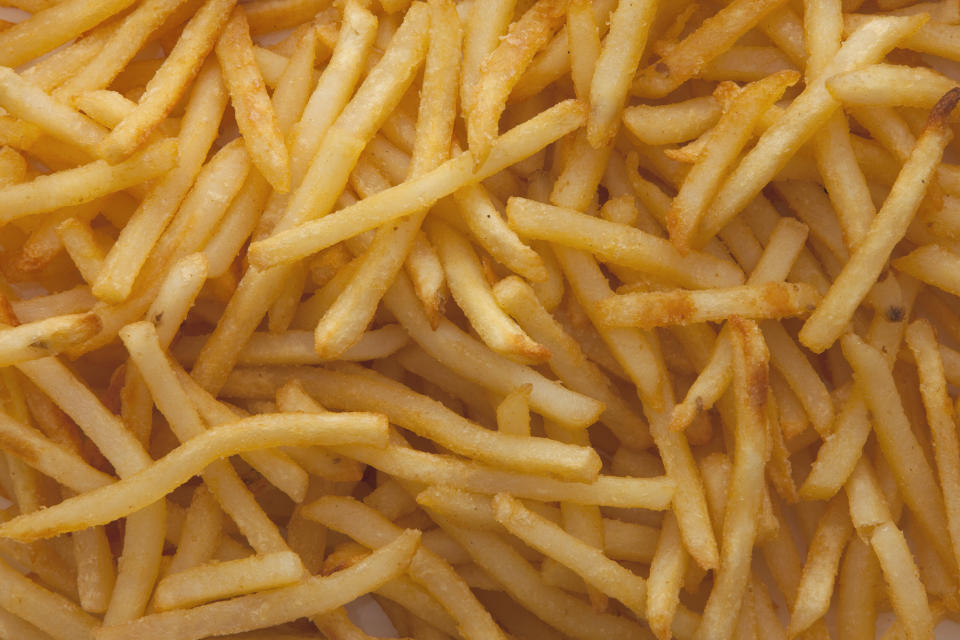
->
<box><xmin>5</xmin><ymin>0</ymin><xmax>960</xmax><ymax>637</ymax></box>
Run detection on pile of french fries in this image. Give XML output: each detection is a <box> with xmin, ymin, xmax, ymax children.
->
<box><xmin>4</xmin><ymin>0</ymin><xmax>960</xmax><ymax>637</ymax></box>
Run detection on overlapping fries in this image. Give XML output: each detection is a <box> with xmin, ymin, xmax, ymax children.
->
<box><xmin>4</xmin><ymin>0</ymin><xmax>960</xmax><ymax>638</ymax></box>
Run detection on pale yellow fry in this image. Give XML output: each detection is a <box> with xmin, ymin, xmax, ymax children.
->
<box><xmin>146</xmin><ymin>253</ymin><xmax>208</xmax><ymax>349</ymax></box>
<box><xmin>467</xmin><ymin>0</ymin><xmax>567</xmax><ymax>165</ymax></box>
<box><xmin>670</xmin><ymin>217</ymin><xmax>809</xmax><ymax>432</ymax></box>
<box><xmin>56</xmin><ymin>218</ymin><xmax>106</xmax><ymax>284</ymax></box>
<box><xmin>598</xmin><ymin>282</ymin><xmax>820</xmax><ymax>329</ymax></box>
<box><xmin>243</xmin><ymin>0</ymin><xmax>330</xmax><ymax>35</ymax></box>
<box><xmin>0</xmin><ymin>314</ymin><xmax>101</xmax><ymax>367</ymax></box>
<box><xmin>123</xmin><ymin>319</ymin><xmax>310</xmax><ymax>505</ymax></box>
<box><xmin>700</xmin><ymin>46</ymin><xmax>797</xmax><ymax>83</ymax></box>
<box><xmin>761</xmin><ymin>321</ymin><xmax>834</xmax><ymax>435</ymax></box>
<box><xmin>0</xmin><ymin>66</ymin><xmax>107</xmax><ymax>155</ymax></box>
<box><xmin>216</xmin><ymin>9</ymin><xmax>290</xmax><ymax>192</ymax></box>
<box><xmin>633</xmin><ymin>0</ymin><xmax>789</xmax><ymax>98</ymax></box>
<box><xmin>647</xmin><ymin>511</ymin><xmax>688</xmax><ymax>640</ymax></box>
<box><xmin>813</xmin><ymin>112</ymin><xmax>875</xmax><ymax>250</ymax></box>
<box><xmin>105</xmin><ymin>503</ymin><xmax>166</xmax><ymax>624</ymax></box>
<box><xmin>894</xmin><ymin>243</ymin><xmax>960</xmax><ymax>296</ymax></box>
<box><xmin>697</xmin><ymin>14</ymin><xmax>929</xmax><ymax>245</ymax></box>
<box><xmin>507</xmin><ymin>197</ymin><xmax>744</xmax><ymax>289</ymax></box>
<box><xmin>567</xmin><ymin>0</ymin><xmax>600</xmax><ymax>101</ymax></box>
<box><xmin>73</xmin><ymin>525</ymin><xmax>116</xmax><ymax>614</ymax></box>
<box><xmin>496</xmin><ymin>386</ymin><xmax>531</xmax><ymax>437</ymax></box>
<box><xmin>303</xmin><ymin>496</ymin><xmax>507</xmax><ymax>640</ymax></box>
<box><xmin>154</xmin><ymin>551</ymin><xmax>303</xmax><ymax>611</ymax></box>
<box><xmin>0</xmin><ymin>556</ymin><xmax>98</xmax><ymax>640</ymax></box>
<box><xmin>623</xmin><ymin>96</ymin><xmax>721</xmax><ymax>147</ymax></box>
<box><xmin>259</xmin><ymin>359</ymin><xmax>598</xmax><ymax>479</ymax></box>
<box><xmin>0</xmin><ymin>409</ymin><xmax>113</xmax><ymax>493</ymax></box>
<box><xmin>828</xmin><ymin>64</ymin><xmax>957</xmax><ymax>109</ymax></box>
<box><xmin>695</xmin><ymin>318</ymin><xmax>767</xmax><ymax>640</ymax></box>
<box><xmin>166</xmin><ymin>485</ymin><xmax>223</xmax><ymax>577</ymax></box>
<box><xmin>493</xmin><ymin>493</ymin><xmax>647</xmax><ymax>616</ymax></box>
<box><xmin>669</xmin><ymin>71</ymin><xmax>799</xmax><ymax>250</ymax></box>
<box><xmin>249</xmin><ymin>153</ymin><xmax>474</xmax><ymax>268</ymax></box>
<box><xmin>905</xmin><ymin>319</ymin><xmax>960</xmax><ymax>582</ymax></box>
<box><xmin>312</xmin><ymin>100</ymin><xmax>580</xmax><ymax>361</ymax></box>
<box><xmin>0</xmin><ymin>139</ymin><xmax>177</xmax><ymax>225</ymax></box>
<box><xmin>0</xmin><ymin>411</ymin><xmax>386</xmax><ymax>542</ymax></box>
<box><xmin>492</xmin><ymin>275</ymin><xmax>652</xmax><ymax>449</ymax></box>
<box><xmin>92</xmin><ymin>62</ymin><xmax>228</xmax><ymax>303</ymax></box>
<box><xmin>459</xmin><ymin>0</ymin><xmax>515</xmax><ymax>116</ymax></box>
<box><xmin>175</xmin><ymin>325</ymin><xmax>409</xmax><ymax>366</ymax></box>
<box><xmin>288</xmin><ymin>2</ymin><xmax>378</xmax><ymax>186</ymax></box>
<box><xmin>428</xmin><ymin>219</ymin><xmax>548</xmax><ymax>362</ymax></box>
<box><xmin>586</xmin><ymin>0</ymin><xmax>657</xmax><ymax>148</ymax></box>
<box><xmin>428</xmin><ymin>517</ymin><xmax>647</xmax><ymax>640</ymax></box>
<box><xmin>0</xmin><ymin>605</ymin><xmax>58</xmax><ymax>640</ymax></box>
<box><xmin>55</xmin><ymin>0</ymin><xmax>192</xmax><ymax>103</ymax></box>
<box><xmin>0</xmin><ymin>0</ymin><xmax>138</xmax><ymax>68</ymax></box>
<box><xmin>836</xmin><ymin>536</ymin><xmax>879</xmax><ymax>640</ymax></box>
<box><xmin>189</xmin><ymin>5</ymin><xmax>430</xmax><ymax>394</ymax></box>
<box><xmin>800</xmin><ymin>88</ymin><xmax>959</xmax><ymax>353</ymax></box>
<box><xmin>95</xmin><ymin>0</ymin><xmax>237</xmax><ymax>162</ymax></box>
<box><xmin>871</xmin><ymin>522</ymin><xmax>935</xmax><ymax>640</ymax></box>
<box><xmin>788</xmin><ymin>494</ymin><xmax>852</xmax><ymax>636</ymax></box>
<box><xmin>383</xmin><ymin>273</ymin><xmax>604</xmax><ymax>431</ymax></box>
<box><xmin>451</xmin><ymin>183</ymin><xmax>547</xmax><ymax>282</ymax></box>
<box><xmin>841</xmin><ymin>333</ymin><xmax>953</xmax><ymax>568</ymax></box>
<box><xmin>96</xmin><ymin>531</ymin><xmax>420</xmax><ymax>640</ymax></box>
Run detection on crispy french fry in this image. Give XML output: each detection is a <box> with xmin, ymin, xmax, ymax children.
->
<box><xmin>800</xmin><ymin>88</ymin><xmax>960</xmax><ymax>352</ymax></box>
<box><xmin>96</xmin><ymin>0</ymin><xmax>237</xmax><ymax>162</ymax></box>
<box><xmin>216</xmin><ymin>9</ymin><xmax>290</xmax><ymax>192</ymax></box>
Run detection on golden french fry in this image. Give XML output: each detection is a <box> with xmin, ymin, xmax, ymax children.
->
<box><xmin>215</xmin><ymin>9</ymin><xmax>290</xmax><ymax>192</ymax></box>
<box><xmin>800</xmin><ymin>88</ymin><xmax>960</xmax><ymax>352</ymax></box>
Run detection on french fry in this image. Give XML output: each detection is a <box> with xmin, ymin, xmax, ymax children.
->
<box><xmin>586</xmin><ymin>0</ymin><xmax>657</xmax><ymax>148</ymax></box>
<box><xmin>905</xmin><ymin>319</ymin><xmax>960</xmax><ymax>582</ymax></box>
<box><xmin>0</xmin><ymin>410</ymin><xmax>386</xmax><ymax>541</ymax></box>
<box><xmin>871</xmin><ymin>522</ymin><xmax>935</xmax><ymax>640</ymax></box>
<box><xmin>667</xmin><ymin>71</ymin><xmax>799</xmax><ymax>251</ymax></box>
<box><xmin>633</xmin><ymin>0</ymin><xmax>791</xmax><ymax>98</ymax></box>
<box><xmin>0</xmin><ymin>556</ymin><xmax>98</xmax><ymax>640</ymax></box>
<box><xmin>93</xmin><ymin>62</ymin><xmax>227</xmax><ymax>304</ymax></box>
<box><xmin>492</xmin><ymin>275</ymin><xmax>652</xmax><ymax>449</ymax></box>
<box><xmin>96</xmin><ymin>0</ymin><xmax>237</xmax><ymax>162</ymax></box>
<box><xmin>827</xmin><ymin>64</ymin><xmax>958</xmax><ymax>109</ymax></box>
<box><xmin>894</xmin><ymin>243</ymin><xmax>960</xmax><ymax>296</ymax></box>
<box><xmin>599</xmin><ymin>282</ymin><xmax>819</xmax><ymax>330</ymax></box>
<box><xmin>842</xmin><ymin>333</ymin><xmax>953</xmax><ymax>568</ymax></box>
<box><xmin>800</xmin><ymin>88</ymin><xmax>960</xmax><ymax>352</ymax></box>
<box><xmin>647</xmin><ymin>511</ymin><xmax>688</xmax><ymax>640</ymax></box>
<box><xmin>216</xmin><ymin>9</ymin><xmax>290</xmax><ymax>192</ymax></box>
<box><xmin>787</xmin><ymin>494</ymin><xmax>853</xmax><ymax>636</ymax></box>
<box><xmin>0</xmin><ymin>314</ymin><xmax>101</xmax><ymax>366</ymax></box>
<box><xmin>696</xmin><ymin>14</ymin><xmax>929</xmax><ymax>246</ymax></box>
<box><xmin>696</xmin><ymin>318</ymin><xmax>768</xmax><ymax>640</ymax></box>
<box><xmin>0</xmin><ymin>0</ymin><xmax>138</xmax><ymax>68</ymax></box>
<box><xmin>0</xmin><ymin>67</ymin><xmax>107</xmax><ymax>156</ymax></box>
<box><xmin>55</xmin><ymin>0</ymin><xmax>193</xmax><ymax>104</ymax></box>
<box><xmin>0</xmin><ymin>410</ymin><xmax>113</xmax><ymax>493</ymax></box>
<box><xmin>0</xmin><ymin>139</ymin><xmax>177</xmax><ymax>226</ymax></box>
<box><xmin>154</xmin><ymin>551</ymin><xmax>303</xmax><ymax>611</ymax></box>
<box><xmin>507</xmin><ymin>197</ymin><xmax>744</xmax><ymax>289</ymax></box>
<box><xmin>96</xmin><ymin>530</ymin><xmax>420</xmax><ymax>640</ymax></box>
<box><xmin>304</xmin><ymin>495</ymin><xmax>507</xmax><ymax>640</ymax></box>
<box><xmin>467</xmin><ymin>0</ymin><xmax>567</xmax><ymax>166</ymax></box>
